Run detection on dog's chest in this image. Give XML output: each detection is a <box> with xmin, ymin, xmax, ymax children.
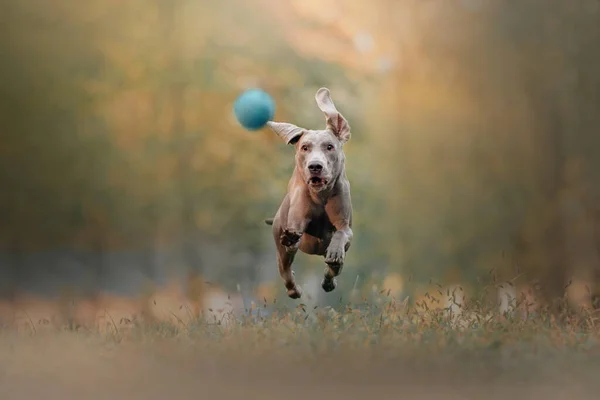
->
<box><xmin>304</xmin><ymin>208</ymin><xmax>335</xmax><ymax>239</ymax></box>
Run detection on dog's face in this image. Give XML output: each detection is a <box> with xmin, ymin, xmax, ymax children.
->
<box><xmin>294</xmin><ymin>129</ymin><xmax>344</xmax><ymax>191</ymax></box>
<box><xmin>267</xmin><ymin>88</ymin><xmax>351</xmax><ymax>192</ymax></box>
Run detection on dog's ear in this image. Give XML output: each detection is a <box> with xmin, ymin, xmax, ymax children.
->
<box><xmin>315</xmin><ymin>87</ymin><xmax>351</xmax><ymax>144</ymax></box>
<box><xmin>266</xmin><ymin>121</ymin><xmax>304</xmax><ymax>145</ymax></box>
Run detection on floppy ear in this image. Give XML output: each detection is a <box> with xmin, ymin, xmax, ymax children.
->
<box><xmin>315</xmin><ymin>87</ymin><xmax>351</xmax><ymax>144</ymax></box>
<box><xmin>266</xmin><ymin>121</ymin><xmax>304</xmax><ymax>145</ymax></box>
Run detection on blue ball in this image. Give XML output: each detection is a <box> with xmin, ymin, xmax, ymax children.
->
<box><xmin>233</xmin><ymin>89</ymin><xmax>275</xmax><ymax>131</ymax></box>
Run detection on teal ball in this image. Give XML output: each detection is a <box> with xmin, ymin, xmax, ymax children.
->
<box><xmin>233</xmin><ymin>89</ymin><xmax>275</xmax><ymax>131</ymax></box>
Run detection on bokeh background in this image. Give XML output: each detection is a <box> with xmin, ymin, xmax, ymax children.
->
<box><xmin>2</xmin><ymin>0</ymin><xmax>600</xmax><ymax>324</ymax></box>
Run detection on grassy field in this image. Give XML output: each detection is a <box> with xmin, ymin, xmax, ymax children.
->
<box><xmin>2</xmin><ymin>292</ymin><xmax>600</xmax><ymax>400</ymax></box>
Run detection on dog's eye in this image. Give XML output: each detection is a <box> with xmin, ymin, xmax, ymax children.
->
<box><xmin>326</xmin><ymin>144</ymin><xmax>334</xmax><ymax>151</ymax></box>
<box><xmin>301</xmin><ymin>145</ymin><xmax>309</xmax><ymax>152</ymax></box>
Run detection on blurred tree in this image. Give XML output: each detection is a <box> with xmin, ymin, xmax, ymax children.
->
<box><xmin>0</xmin><ymin>1</ymin><xmax>116</xmax><ymax>297</ymax></box>
<box><xmin>368</xmin><ymin>0</ymin><xmax>600</xmax><ymax>308</ymax></box>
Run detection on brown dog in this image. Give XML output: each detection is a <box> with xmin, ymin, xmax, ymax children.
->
<box><xmin>264</xmin><ymin>88</ymin><xmax>353</xmax><ymax>299</ymax></box>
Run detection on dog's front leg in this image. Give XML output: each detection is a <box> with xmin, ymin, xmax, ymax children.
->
<box><xmin>325</xmin><ymin>226</ymin><xmax>353</xmax><ymax>268</ymax></box>
<box><xmin>280</xmin><ymin>187</ymin><xmax>311</xmax><ymax>253</ymax></box>
<box><xmin>322</xmin><ymin>191</ymin><xmax>353</xmax><ymax>292</ymax></box>
<box><xmin>274</xmin><ymin>188</ymin><xmax>311</xmax><ymax>299</ymax></box>
<box><xmin>321</xmin><ymin>226</ymin><xmax>353</xmax><ymax>292</ymax></box>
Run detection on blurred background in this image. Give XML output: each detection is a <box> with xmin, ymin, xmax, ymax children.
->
<box><xmin>1</xmin><ymin>0</ymin><xmax>600</xmax><ymax>325</ymax></box>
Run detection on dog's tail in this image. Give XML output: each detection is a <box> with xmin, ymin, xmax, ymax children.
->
<box><xmin>264</xmin><ymin>218</ymin><xmax>274</xmax><ymax>226</ymax></box>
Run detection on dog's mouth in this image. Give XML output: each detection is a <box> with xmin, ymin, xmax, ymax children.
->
<box><xmin>308</xmin><ymin>177</ymin><xmax>327</xmax><ymax>187</ymax></box>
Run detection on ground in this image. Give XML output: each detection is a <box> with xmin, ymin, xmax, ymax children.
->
<box><xmin>1</xmin><ymin>297</ymin><xmax>600</xmax><ymax>399</ymax></box>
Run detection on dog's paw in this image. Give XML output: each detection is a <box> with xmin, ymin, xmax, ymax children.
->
<box><xmin>321</xmin><ymin>277</ymin><xmax>337</xmax><ymax>293</ymax></box>
<box><xmin>325</xmin><ymin>240</ymin><xmax>345</xmax><ymax>266</ymax></box>
<box><xmin>324</xmin><ymin>264</ymin><xmax>343</xmax><ymax>280</ymax></box>
<box><xmin>287</xmin><ymin>285</ymin><xmax>303</xmax><ymax>299</ymax></box>
<box><xmin>280</xmin><ymin>229</ymin><xmax>302</xmax><ymax>248</ymax></box>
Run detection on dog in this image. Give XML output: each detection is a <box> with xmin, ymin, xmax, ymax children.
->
<box><xmin>264</xmin><ymin>87</ymin><xmax>353</xmax><ymax>299</ymax></box>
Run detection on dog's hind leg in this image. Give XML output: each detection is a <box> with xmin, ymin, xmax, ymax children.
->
<box><xmin>275</xmin><ymin>243</ymin><xmax>302</xmax><ymax>299</ymax></box>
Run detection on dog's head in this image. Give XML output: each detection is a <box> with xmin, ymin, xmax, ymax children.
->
<box><xmin>267</xmin><ymin>88</ymin><xmax>351</xmax><ymax>192</ymax></box>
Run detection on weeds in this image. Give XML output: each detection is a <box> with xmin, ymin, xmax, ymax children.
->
<box><xmin>2</xmin><ymin>288</ymin><xmax>598</xmax><ymax>359</ymax></box>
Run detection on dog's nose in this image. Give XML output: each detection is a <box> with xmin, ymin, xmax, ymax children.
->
<box><xmin>308</xmin><ymin>162</ymin><xmax>323</xmax><ymax>173</ymax></box>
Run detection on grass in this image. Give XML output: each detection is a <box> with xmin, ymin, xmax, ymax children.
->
<box><xmin>4</xmin><ymin>294</ymin><xmax>600</xmax><ymax>361</ymax></box>
<box><xmin>2</xmin><ymin>290</ymin><xmax>600</xmax><ymax>399</ymax></box>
